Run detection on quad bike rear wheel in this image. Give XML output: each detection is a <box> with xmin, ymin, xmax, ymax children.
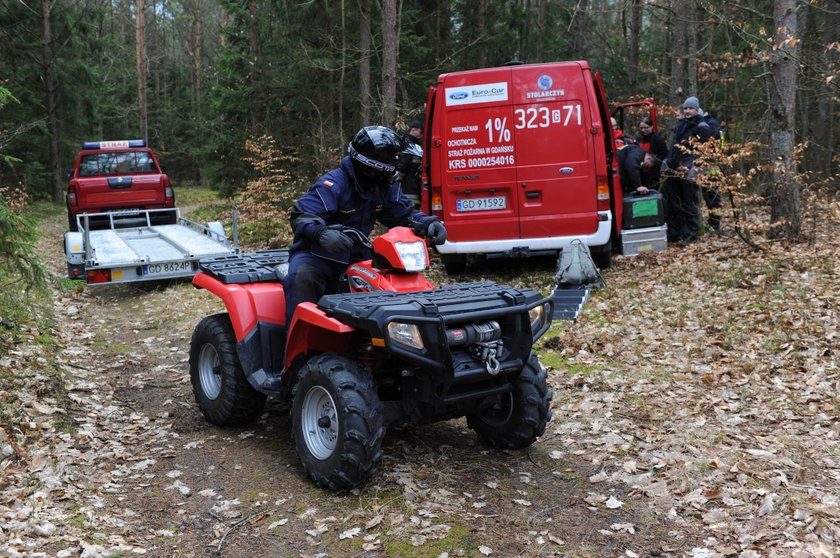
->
<box><xmin>292</xmin><ymin>353</ymin><xmax>384</xmax><ymax>490</ymax></box>
<box><xmin>467</xmin><ymin>353</ymin><xmax>552</xmax><ymax>449</ymax></box>
<box><xmin>189</xmin><ymin>313</ymin><xmax>266</xmax><ymax>426</ymax></box>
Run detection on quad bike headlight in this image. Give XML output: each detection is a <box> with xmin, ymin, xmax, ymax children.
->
<box><xmin>394</xmin><ymin>241</ymin><xmax>428</xmax><ymax>271</ymax></box>
<box><xmin>528</xmin><ymin>302</ymin><xmax>551</xmax><ymax>334</ymax></box>
<box><xmin>387</xmin><ymin>321</ymin><xmax>425</xmax><ymax>350</ymax></box>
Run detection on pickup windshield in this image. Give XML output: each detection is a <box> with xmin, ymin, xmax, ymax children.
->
<box><xmin>78</xmin><ymin>150</ymin><xmax>159</xmax><ymax>176</ymax></box>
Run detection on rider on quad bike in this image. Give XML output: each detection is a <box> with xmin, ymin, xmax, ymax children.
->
<box><xmin>284</xmin><ymin>125</ymin><xmax>447</xmax><ymax>329</ymax></box>
<box><xmin>188</xmin><ymin>126</ymin><xmax>555</xmax><ymax>491</ymax></box>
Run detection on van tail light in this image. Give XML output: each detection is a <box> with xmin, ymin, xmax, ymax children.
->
<box><xmin>596</xmin><ymin>174</ymin><xmax>611</xmax><ymax>211</ymax></box>
<box><xmin>87</xmin><ymin>269</ymin><xmax>112</xmax><ymax>284</ymax></box>
<box><xmin>67</xmin><ymin>185</ymin><xmax>77</xmax><ymax>207</ymax></box>
<box><xmin>430</xmin><ymin>186</ymin><xmax>443</xmax><ymax>219</ymax></box>
<box><xmin>164</xmin><ymin>177</ymin><xmax>175</xmax><ymax>207</ymax></box>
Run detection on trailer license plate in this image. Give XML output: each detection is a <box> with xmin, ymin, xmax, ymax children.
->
<box><xmin>456</xmin><ymin>196</ymin><xmax>506</xmax><ymax>212</ymax></box>
<box><xmin>143</xmin><ymin>261</ymin><xmax>192</xmax><ymax>276</ymax></box>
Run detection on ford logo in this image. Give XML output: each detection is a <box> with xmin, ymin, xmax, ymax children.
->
<box><xmin>449</xmin><ymin>92</ymin><xmax>469</xmax><ymax>100</ymax></box>
<box><xmin>538</xmin><ymin>75</ymin><xmax>553</xmax><ymax>90</ymax></box>
<box><xmin>559</xmin><ymin>167</ymin><xmax>574</xmax><ymax>174</ymax></box>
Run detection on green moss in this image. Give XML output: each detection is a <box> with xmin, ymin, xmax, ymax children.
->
<box><xmin>91</xmin><ymin>338</ymin><xmax>132</xmax><ymax>354</ymax></box>
<box><xmin>26</xmin><ymin>201</ymin><xmax>64</xmax><ymax>222</ymax></box>
<box><xmin>174</xmin><ymin>185</ymin><xmax>224</xmax><ymax>207</ymax></box>
<box><xmin>144</xmin><ymin>382</ymin><xmax>177</xmax><ymax>389</ymax></box>
<box><xmin>54</xmin><ymin>276</ymin><xmax>85</xmax><ymax>293</ymax></box>
<box><xmin>68</xmin><ymin>513</ymin><xmax>88</xmax><ymax>529</ymax></box>
<box><xmin>537</xmin><ymin>352</ymin><xmax>602</xmax><ymax>377</ymax></box>
<box><xmin>382</xmin><ymin>521</ymin><xmax>472</xmax><ymax>557</ymax></box>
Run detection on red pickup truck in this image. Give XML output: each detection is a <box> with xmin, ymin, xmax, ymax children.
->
<box><xmin>66</xmin><ymin>139</ymin><xmax>174</xmax><ymax>231</ymax></box>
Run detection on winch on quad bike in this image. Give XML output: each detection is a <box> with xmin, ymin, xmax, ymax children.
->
<box><xmin>188</xmin><ymin>226</ymin><xmax>555</xmax><ymax>490</ymax></box>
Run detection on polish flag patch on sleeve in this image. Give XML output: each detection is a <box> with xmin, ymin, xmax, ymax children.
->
<box><xmin>322</xmin><ymin>180</ymin><xmax>335</xmax><ymax>188</ymax></box>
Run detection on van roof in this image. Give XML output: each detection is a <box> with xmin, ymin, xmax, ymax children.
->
<box><xmin>437</xmin><ymin>60</ymin><xmax>590</xmax><ymax>82</ymax></box>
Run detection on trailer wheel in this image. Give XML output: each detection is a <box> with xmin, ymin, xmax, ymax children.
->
<box><xmin>467</xmin><ymin>353</ymin><xmax>552</xmax><ymax>449</ymax></box>
<box><xmin>441</xmin><ymin>254</ymin><xmax>467</xmax><ymax>274</ymax></box>
<box><xmin>292</xmin><ymin>353</ymin><xmax>384</xmax><ymax>490</ymax></box>
<box><xmin>189</xmin><ymin>313</ymin><xmax>266</xmax><ymax>426</ymax></box>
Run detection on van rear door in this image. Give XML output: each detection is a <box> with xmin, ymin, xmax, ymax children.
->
<box><xmin>611</xmin><ymin>99</ymin><xmax>659</xmax><ymax>133</ymax></box>
<box><xmin>437</xmin><ymin>67</ymin><xmax>518</xmax><ymax>242</ymax></box>
<box><xmin>592</xmin><ymin>71</ymin><xmax>622</xmax><ymax>232</ymax></box>
<box><xmin>510</xmin><ymin>63</ymin><xmax>597</xmax><ymax>239</ymax></box>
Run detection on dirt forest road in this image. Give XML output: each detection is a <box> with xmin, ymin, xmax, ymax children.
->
<box><xmin>19</xmin><ymin>201</ymin><xmax>839</xmax><ymax>558</ymax></box>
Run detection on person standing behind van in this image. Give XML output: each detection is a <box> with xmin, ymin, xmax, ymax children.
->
<box><xmin>397</xmin><ymin>120</ymin><xmax>424</xmax><ymax>208</ymax></box>
<box><xmin>662</xmin><ymin>96</ymin><xmax>713</xmax><ymax>243</ymax></box>
<box><xmin>636</xmin><ymin>117</ymin><xmax>668</xmax><ymax>159</ymax></box>
<box><xmin>636</xmin><ymin>117</ymin><xmax>667</xmax><ymax>188</ymax></box>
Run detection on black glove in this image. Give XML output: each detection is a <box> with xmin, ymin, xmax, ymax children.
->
<box><xmin>317</xmin><ymin>227</ymin><xmax>354</xmax><ymax>255</ymax></box>
<box><xmin>427</xmin><ymin>220</ymin><xmax>447</xmax><ymax>245</ymax></box>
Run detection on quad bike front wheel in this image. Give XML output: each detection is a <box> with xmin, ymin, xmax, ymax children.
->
<box><xmin>467</xmin><ymin>353</ymin><xmax>552</xmax><ymax>449</ymax></box>
<box><xmin>292</xmin><ymin>353</ymin><xmax>384</xmax><ymax>490</ymax></box>
<box><xmin>189</xmin><ymin>313</ymin><xmax>266</xmax><ymax>426</ymax></box>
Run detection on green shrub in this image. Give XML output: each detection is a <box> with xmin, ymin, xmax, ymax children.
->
<box><xmin>0</xmin><ymin>188</ymin><xmax>48</xmax><ymax>345</ymax></box>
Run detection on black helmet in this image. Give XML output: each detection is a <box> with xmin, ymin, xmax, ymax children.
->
<box><xmin>394</xmin><ymin>143</ymin><xmax>423</xmax><ymax>180</ymax></box>
<box><xmin>348</xmin><ymin>126</ymin><xmax>403</xmax><ymax>189</ymax></box>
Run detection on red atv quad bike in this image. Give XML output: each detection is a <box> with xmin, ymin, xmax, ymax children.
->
<box><xmin>188</xmin><ymin>226</ymin><xmax>555</xmax><ymax>490</ymax></box>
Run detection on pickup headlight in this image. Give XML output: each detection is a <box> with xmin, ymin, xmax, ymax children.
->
<box><xmin>528</xmin><ymin>302</ymin><xmax>551</xmax><ymax>333</ymax></box>
<box><xmin>387</xmin><ymin>322</ymin><xmax>424</xmax><ymax>350</ymax></box>
<box><xmin>394</xmin><ymin>241</ymin><xmax>428</xmax><ymax>271</ymax></box>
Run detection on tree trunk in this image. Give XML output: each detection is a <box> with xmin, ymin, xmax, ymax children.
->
<box><xmin>248</xmin><ymin>0</ymin><xmax>258</xmax><ymax>134</ymax></box>
<box><xmin>192</xmin><ymin>0</ymin><xmax>202</xmax><ymax>110</ymax></box>
<box><xmin>769</xmin><ymin>0</ymin><xmax>801</xmax><ymax>238</ymax></box>
<box><xmin>628</xmin><ymin>0</ymin><xmax>642</xmax><ymax>86</ymax></box>
<box><xmin>814</xmin><ymin>0</ymin><xmax>837</xmax><ymax>179</ymax></box>
<box><xmin>662</xmin><ymin>0</ymin><xmax>673</xmax><ymax>86</ymax></box>
<box><xmin>668</xmin><ymin>0</ymin><xmax>687</xmax><ymax>107</ymax></box>
<box><xmin>477</xmin><ymin>0</ymin><xmax>486</xmax><ymax>68</ymax></box>
<box><xmin>338</xmin><ymin>0</ymin><xmax>346</xmax><ymax>139</ymax></box>
<box><xmin>136</xmin><ymin>0</ymin><xmax>148</xmax><ymax>143</ymax></box>
<box><xmin>359</xmin><ymin>0</ymin><xmax>371</xmax><ymax>126</ymax></box>
<box><xmin>571</xmin><ymin>0</ymin><xmax>587</xmax><ymax>60</ymax></box>
<box><xmin>381</xmin><ymin>0</ymin><xmax>397</xmax><ymax>124</ymax></box>
<box><xmin>686</xmin><ymin>0</ymin><xmax>699</xmax><ymax>96</ymax></box>
<box><xmin>41</xmin><ymin>0</ymin><xmax>62</xmax><ymax>203</ymax></box>
<box><xmin>536</xmin><ymin>0</ymin><xmax>547</xmax><ymax>63</ymax></box>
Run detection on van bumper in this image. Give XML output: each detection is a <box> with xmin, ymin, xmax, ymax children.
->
<box><xmin>437</xmin><ymin>212</ymin><xmax>612</xmax><ymax>255</ymax></box>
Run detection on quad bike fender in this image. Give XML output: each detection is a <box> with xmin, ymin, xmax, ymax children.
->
<box><xmin>284</xmin><ymin>302</ymin><xmax>353</xmax><ymax>370</ymax></box>
<box><xmin>193</xmin><ymin>272</ymin><xmax>285</xmax><ymax>342</ymax></box>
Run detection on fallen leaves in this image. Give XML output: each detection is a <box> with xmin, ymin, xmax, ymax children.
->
<box><xmin>2</xmin><ymin>196</ymin><xmax>837</xmax><ymax>557</ymax></box>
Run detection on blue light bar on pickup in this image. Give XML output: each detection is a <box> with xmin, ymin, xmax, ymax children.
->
<box><xmin>82</xmin><ymin>139</ymin><xmax>146</xmax><ymax>149</ymax></box>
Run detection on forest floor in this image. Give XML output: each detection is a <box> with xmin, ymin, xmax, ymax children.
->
<box><xmin>1</xmin><ymin>188</ymin><xmax>838</xmax><ymax>558</ymax></box>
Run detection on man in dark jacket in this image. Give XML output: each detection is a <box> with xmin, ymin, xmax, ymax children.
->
<box><xmin>617</xmin><ymin>142</ymin><xmax>659</xmax><ymax>195</ymax></box>
<box><xmin>662</xmin><ymin>96</ymin><xmax>713</xmax><ymax>242</ymax></box>
<box><xmin>397</xmin><ymin>120</ymin><xmax>424</xmax><ymax>207</ymax></box>
<box><xmin>284</xmin><ymin>126</ymin><xmax>446</xmax><ymax>326</ymax></box>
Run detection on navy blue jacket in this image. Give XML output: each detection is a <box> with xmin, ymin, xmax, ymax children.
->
<box><xmin>666</xmin><ymin>116</ymin><xmax>713</xmax><ymax>169</ymax></box>
<box><xmin>290</xmin><ymin>156</ymin><xmax>434</xmax><ymax>264</ymax></box>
